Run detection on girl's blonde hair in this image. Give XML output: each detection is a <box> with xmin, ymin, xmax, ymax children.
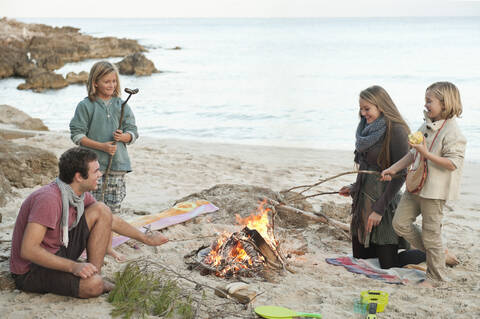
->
<box><xmin>360</xmin><ymin>85</ymin><xmax>410</xmax><ymax>170</ymax></box>
<box><xmin>87</xmin><ymin>61</ymin><xmax>121</xmax><ymax>101</ymax></box>
<box><xmin>426</xmin><ymin>81</ymin><xmax>462</xmax><ymax>119</ymax></box>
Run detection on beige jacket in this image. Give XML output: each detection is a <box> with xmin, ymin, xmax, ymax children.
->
<box><xmin>410</xmin><ymin>112</ymin><xmax>466</xmax><ymax>200</ymax></box>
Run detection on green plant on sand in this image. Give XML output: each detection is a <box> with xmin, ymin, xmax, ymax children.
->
<box><xmin>108</xmin><ymin>261</ymin><xmax>195</xmax><ymax>319</ymax></box>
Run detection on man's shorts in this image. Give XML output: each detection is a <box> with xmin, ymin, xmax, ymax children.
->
<box><xmin>12</xmin><ymin>214</ymin><xmax>90</xmax><ymax>297</ymax></box>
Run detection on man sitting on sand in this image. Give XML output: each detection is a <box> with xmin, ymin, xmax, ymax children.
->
<box><xmin>9</xmin><ymin>147</ymin><xmax>168</xmax><ymax>298</ymax></box>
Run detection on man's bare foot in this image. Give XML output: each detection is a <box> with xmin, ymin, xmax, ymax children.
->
<box><xmin>107</xmin><ymin>248</ymin><xmax>127</xmax><ymax>262</ymax></box>
<box><xmin>103</xmin><ymin>279</ymin><xmax>115</xmax><ymax>293</ymax></box>
<box><xmin>445</xmin><ymin>249</ymin><xmax>459</xmax><ymax>266</ymax></box>
<box><xmin>143</xmin><ymin>232</ymin><xmax>169</xmax><ymax>246</ymax></box>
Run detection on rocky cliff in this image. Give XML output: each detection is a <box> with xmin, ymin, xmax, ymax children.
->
<box><xmin>0</xmin><ymin>18</ymin><xmax>159</xmax><ymax>92</ymax></box>
<box><xmin>0</xmin><ymin>105</ymin><xmax>57</xmax><ymax>209</ymax></box>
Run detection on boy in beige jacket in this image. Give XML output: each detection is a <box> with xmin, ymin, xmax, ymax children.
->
<box><xmin>381</xmin><ymin>82</ymin><xmax>466</xmax><ymax>286</ymax></box>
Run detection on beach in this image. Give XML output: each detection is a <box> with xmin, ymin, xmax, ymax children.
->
<box><xmin>1</xmin><ymin>128</ymin><xmax>479</xmax><ymax>318</ymax></box>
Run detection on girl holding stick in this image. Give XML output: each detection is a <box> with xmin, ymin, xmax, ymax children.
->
<box><xmin>70</xmin><ymin>61</ymin><xmax>147</xmax><ymax>260</ymax></box>
<box><xmin>339</xmin><ymin>85</ymin><xmax>426</xmax><ymax>269</ymax></box>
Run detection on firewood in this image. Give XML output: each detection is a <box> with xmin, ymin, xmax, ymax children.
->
<box><xmin>265</xmin><ymin>197</ymin><xmax>351</xmax><ymax>240</ymax></box>
<box><xmin>214</xmin><ymin>285</ymin><xmax>257</xmax><ymax>304</ymax></box>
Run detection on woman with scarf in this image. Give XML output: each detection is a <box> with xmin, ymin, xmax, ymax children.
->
<box><xmin>338</xmin><ymin>85</ymin><xmax>425</xmax><ymax>269</ymax></box>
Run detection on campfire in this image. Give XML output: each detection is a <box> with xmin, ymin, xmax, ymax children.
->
<box><xmin>186</xmin><ymin>199</ymin><xmax>288</xmax><ymax>278</ymax></box>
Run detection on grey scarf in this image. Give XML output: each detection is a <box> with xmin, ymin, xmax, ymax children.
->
<box><xmin>355</xmin><ymin>115</ymin><xmax>386</xmax><ymax>153</ymax></box>
<box><xmin>55</xmin><ymin>177</ymin><xmax>85</xmax><ymax>247</ymax></box>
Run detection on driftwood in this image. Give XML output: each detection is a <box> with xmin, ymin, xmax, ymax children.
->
<box><xmin>265</xmin><ymin>197</ymin><xmax>351</xmax><ymax>240</ymax></box>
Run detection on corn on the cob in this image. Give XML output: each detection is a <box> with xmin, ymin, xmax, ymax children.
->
<box><xmin>408</xmin><ymin>131</ymin><xmax>424</xmax><ymax>144</ymax></box>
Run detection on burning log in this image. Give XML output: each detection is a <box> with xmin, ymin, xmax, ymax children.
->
<box><xmin>185</xmin><ymin>199</ymin><xmax>289</xmax><ymax>279</ymax></box>
<box><xmin>198</xmin><ymin>227</ymin><xmax>285</xmax><ymax>278</ymax></box>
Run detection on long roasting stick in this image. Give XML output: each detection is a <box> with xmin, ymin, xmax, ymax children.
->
<box><xmin>100</xmin><ymin>88</ymin><xmax>139</xmax><ymax>202</ymax></box>
<box><xmin>282</xmin><ymin>170</ymin><xmax>404</xmax><ymax>202</ymax></box>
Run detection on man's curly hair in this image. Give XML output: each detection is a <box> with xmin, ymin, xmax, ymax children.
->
<box><xmin>59</xmin><ymin>147</ymin><xmax>98</xmax><ymax>184</ymax></box>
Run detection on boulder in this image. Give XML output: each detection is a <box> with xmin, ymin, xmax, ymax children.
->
<box><xmin>0</xmin><ymin>104</ymin><xmax>49</xmax><ymax>131</ymax></box>
<box><xmin>17</xmin><ymin>68</ymin><xmax>68</xmax><ymax>92</ymax></box>
<box><xmin>66</xmin><ymin>71</ymin><xmax>88</xmax><ymax>84</ymax></box>
<box><xmin>115</xmin><ymin>52</ymin><xmax>159</xmax><ymax>76</ymax></box>
<box><xmin>0</xmin><ymin>18</ymin><xmax>147</xmax><ymax>91</ymax></box>
<box><xmin>0</xmin><ymin>128</ymin><xmax>35</xmax><ymax>140</ymax></box>
<box><xmin>0</xmin><ymin>171</ymin><xmax>11</xmax><ymax>208</ymax></box>
<box><xmin>0</xmin><ymin>138</ymin><xmax>58</xmax><ymax>188</ymax></box>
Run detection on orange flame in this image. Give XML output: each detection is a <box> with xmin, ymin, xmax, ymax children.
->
<box><xmin>204</xmin><ymin>199</ymin><xmax>276</xmax><ymax>277</ymax></box>
<box><xmin>235</xmin><ymin>199</ymin><xmax>277</xmax><ymax>249</ymax></box>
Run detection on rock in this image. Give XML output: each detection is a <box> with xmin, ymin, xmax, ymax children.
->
<box><xmin>0</xmin><ymin>171</ymin><xmax>11</xmax><ymax>208</ymax></box>
<box><xmin>17</xmin><ymin>68</ymin><xmax>68</xmax><ymax>92</ymax></box>
<box><xmin>115</xmin><ymin>52</ymin><xmax>158</xmax><ymax>76</ymax></box>
<box><xmin>168</xmin><ymin>46</ymin><xmax>182</xmax><ymax>50</ymax></box>
<box><xmin>66</xmin><ymin>71</ymin><xmax>88</xmax><ymax>84</ymax></box>
<box><xmin>0</xmin><ymin>47</ymin><xmax>17</xmax><ymax>78</ymax></box>
<box><xmin>0</xmin><ymin>128</ymin><xmax>35</xmax><ymax>140</ymax></box>
<box><xmin>0</xmin><ymin>104</ymin><xmax>49</xmax><ymax>131</ymax></box>
<box><xmin>0</xmin><ymin>18</ymin><xmax>147</xmax><ymax>91</ymax></box>
<box><xmin>0</xmin><ymin>138</ymin><xmax>58</xmax><ymax>188</ymax></box>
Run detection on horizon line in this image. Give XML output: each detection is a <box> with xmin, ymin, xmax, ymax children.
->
<box><xmin>8</xmin><ymin>15</ymin><xmax>480</xmax><ymax>19</ymax></box>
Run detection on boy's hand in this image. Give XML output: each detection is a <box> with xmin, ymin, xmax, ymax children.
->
<box><xmin>380</xmin><ymin>168</ymin><xmax>395</xmax><ymax>181</ymax></box>
<box><xmin>409</xmin><ymin>139</ymin><xmax>428</xmax><ymax>157</ymax></box>
<box><xmin>104</xmin><ymin>141</ymin><xmax>117</xmax><ymax>155</ymax></box>
<box><xmin>113</xmin><ymin>130</ymin><xmax>131</xmax><ymax>143</ymax></box>
<box><xmin>113</xmin><ymin>129</ymin><xmax>124</xmax><ymax>142</ymax></box>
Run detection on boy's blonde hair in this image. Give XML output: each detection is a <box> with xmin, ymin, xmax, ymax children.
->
<box><xmin>360</xmin><ymin>85</ymin><xmax>410</xmax><ymax>169</ymax></box>
<box><xmin>426</xmin><ymin>81</ymin><xmax>462</xmax><ymax>119</ymax></box>
<box><xmin>87</xmin><ymin>61</ymin><xmax>121</xmax><ymax>101</ymax></box>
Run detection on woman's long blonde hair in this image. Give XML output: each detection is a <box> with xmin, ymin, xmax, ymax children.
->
<box><xmin>359</xmin><ymin>85</ymin><xmax>410</xmax><ymax>170</ymax></box>
<box><xmin>87</xmin><ymin>61</ymin><xmax>121</xmax><ymax>101</ymax></box>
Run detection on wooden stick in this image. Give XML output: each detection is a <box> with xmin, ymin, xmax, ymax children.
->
<box><xmin>145</xmin><ymin>259</ymin><xmax>247</xmax><ymax>305</ymax></box>
<box><xmin>265</xmin><ymin>197</ymin><xmax>351</xmax><ymax>239</ymax></box>
<box><xmin>168</xmin><ymin>235</ymin><xmax>218</xmax><ymax>242</ymax></box>
<box><xmin>287</xmin><ymin>191</ymin><xmax>340</xmax><ymax>202</ymax></box>
<box><xmin>100</xmin><ymin>90</ymin><xmax>136</xmax><ymax>201</ymax></box>
<box><xmin>282</xmin><ymin>170</ymin><xmax>403</xmax><ymax>195</ymax></box>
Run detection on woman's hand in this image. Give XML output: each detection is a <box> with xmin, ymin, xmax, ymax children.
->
<box><xmin>338</xmin><ymin>186</ymin><xmax>351</xmax><ymax>197</ymax></box>
<box><xmin>103</xmin><ymin>141</ymin><xmax>117</xmax><ymax>155</ymax></box>
<box><xmin>366</xmin><ymin>212</ymin><xmax>382</xmax><ymax>233</ymax></box>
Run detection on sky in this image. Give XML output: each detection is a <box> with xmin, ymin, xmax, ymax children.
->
<box><xmin>2</xmin><ymin>0</ymin><xmax>480</xmax><ymax>18</ymax></box>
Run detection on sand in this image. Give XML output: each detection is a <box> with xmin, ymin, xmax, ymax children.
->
<box><xmin>0</xmin><ymin>129</ymin><xmax>479</xmax><ymax>319</ymax></box>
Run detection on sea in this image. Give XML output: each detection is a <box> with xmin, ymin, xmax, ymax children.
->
<box><xmin>1</xmin><ymin>17</ymin><xmax>479</xmax><ymax>161</ymax></box>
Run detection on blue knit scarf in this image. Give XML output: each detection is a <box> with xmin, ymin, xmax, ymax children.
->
<box><xmin>355</xmin><ymin>115</ymin><xmax>386</xmax><ymax>153</ymax></box>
